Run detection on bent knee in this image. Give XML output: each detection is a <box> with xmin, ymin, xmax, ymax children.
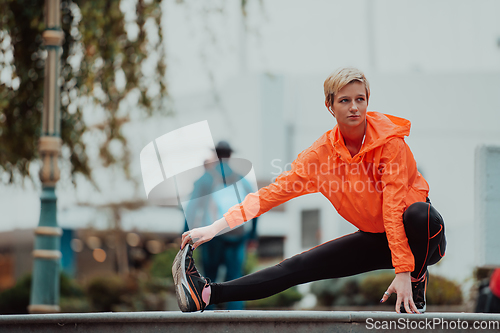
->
<box><xmin>404</xmin><ymin>201</ymin><xmax>430</xmax><ymax>224</ymax></box>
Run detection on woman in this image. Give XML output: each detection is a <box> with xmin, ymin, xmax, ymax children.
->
<box><xmin>173</xmin><ymin>67</ymin><xmax>446</xmax><ymax>314</ymax></box>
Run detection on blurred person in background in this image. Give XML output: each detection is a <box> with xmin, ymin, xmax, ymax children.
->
<box><xmin>175</xmin><ymin>68</ymin><xmax>446</xmax><ymax>314</ymax></box>
<box><xmin>476</xmin><ymin>268</ymin><xmax>500</xmax><ymax>313</ymax></box>
<box><xmin>183</xmin><ymin>141</ymin><xmax>258</xmax><ymax>310</ymax></box>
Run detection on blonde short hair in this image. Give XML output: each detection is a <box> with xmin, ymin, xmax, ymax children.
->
<box><xmin>324</xmin><ymin>67</ymin><xmax>370</xmax><ymax>107</ymax></box>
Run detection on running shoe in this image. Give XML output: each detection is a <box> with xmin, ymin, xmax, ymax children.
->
<box><xmin>400</xmin><ymin>270</ymin><xmax>429</xmax><ymax>313</ymax></box>
<box><xmin>172</xmin><ymin>244</ymin><xmax>210</xmax><ymax>312</ymax></box>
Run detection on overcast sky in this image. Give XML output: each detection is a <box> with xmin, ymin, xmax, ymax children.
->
<box><xmin>164</xmin><ymin>0</ymin><xmax>500</xmax><ymax>96</ymax></box>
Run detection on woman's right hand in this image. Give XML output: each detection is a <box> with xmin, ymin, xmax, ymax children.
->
<box><xmin>181</xmin><ymin>217</ymin><xmax>231</xmax><ymax>250</ymax></box>
<box><xmin>181</xmin><ymin>225</ymin><xmax>216</xmax><ymax>250</ymax></box>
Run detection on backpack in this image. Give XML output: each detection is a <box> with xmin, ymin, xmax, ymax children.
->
<box><xmin>207</xmin><ymin>165</ymin><xmax>253</xmax><ymax>237</ymax></box>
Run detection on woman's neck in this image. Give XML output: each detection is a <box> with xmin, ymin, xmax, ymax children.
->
<box><xmin>339</xmin><ymin>120</ymin><xmax>366</xmax><ymax>157</ymax></box>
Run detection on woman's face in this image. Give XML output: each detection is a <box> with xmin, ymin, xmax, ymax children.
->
<box><xmin>329</xmin><ymin>81</ymin><xmax>368</xmax><ymax>129</ymax></box>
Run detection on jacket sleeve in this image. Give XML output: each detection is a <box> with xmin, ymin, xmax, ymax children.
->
<box><xmin>224</xmin><ymin>148</ymin><xmax>320</xmax><ymax>228</ymax></box>
<box><xmin>380</xmin><ymin>138</ymin><xmax>415</xmax><ymax>274</ymax></box>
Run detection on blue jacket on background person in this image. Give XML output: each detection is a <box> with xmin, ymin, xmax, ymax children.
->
<box><xmin>183</xmin><ymin>142</ymin><xmax>258</xmax><ymax>310</ymax></box>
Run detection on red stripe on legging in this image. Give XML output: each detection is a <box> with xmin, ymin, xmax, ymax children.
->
<box><xmin>438</xmin><ymin>244</ymin><xmax>445</xmax><ymax>257</ymax></box>
<box><xmin>430</xmin><ymin>224</ymin><xmax>442</xmax><ymax>239</ymax></box>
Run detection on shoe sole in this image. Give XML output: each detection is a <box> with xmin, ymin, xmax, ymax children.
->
<box><xmin>172</xmin><ymin>245</ymin><xmax>190</xmax><ymax>312</ymax></box>
<box><xmin>400</xmin><ymin>306</ymin><xmax>426</xmax><ymax>314</ymax></box>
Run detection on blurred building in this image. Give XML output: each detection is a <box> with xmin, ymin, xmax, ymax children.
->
<box><xmin>0</xmin><ymin>230</ymin><xmax>33</xmax><ymax>290</ymax></box>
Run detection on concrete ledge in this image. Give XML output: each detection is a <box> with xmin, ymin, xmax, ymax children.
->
<box><xmin>1</xmin><ymin>311</ymin><xmax>500</xmax><ymax>332</ymax></box>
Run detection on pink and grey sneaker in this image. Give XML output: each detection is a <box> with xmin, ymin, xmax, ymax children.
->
<box><xmin>401</xmin><ymin>270</ymin><xmax>429</xmax><ymax>314</ymax></box>
<box><xmin>172</xmin><ymin>244</ymin><xmax>210</xmax><ymax>312</ymax></box>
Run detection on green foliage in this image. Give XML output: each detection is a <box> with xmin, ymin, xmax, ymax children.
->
<box><xmin>426</xmin><ymin>275</ymin><xmax>463</xmax><ymax>305</ymax></box>
<box><xmin>243</xmin><ymin>251</ymin><xmax>259</xmax><ymax>275</ymax></box>
<box><xmin>86</xmin><ymin>274</ymin><xmax>136</xmax><ymax>312</ymax></box>
<box><xmin>60</xmin><ymin>271</ymin><xmax>85</xmax><ymax>298</ymax></box>
<box><xmin>60</xmin><ymin>296</ymin><xmax>91</xmax><ymax>313</ymax></box>
<box><xmin>0</xmin><ymin>0</ymin><xmax>167</xmax><ymax>184</ymax></box>
<box><xmin>243</xmin><ymin>254</ymin><xmax>303</xmax><ymax>309</ymax></box>
<box><xmin>359</xmin><ymin>272</ymin><xmax>394</xmax><ymax>305</ymax></box>
<box><xmin>149</xmin><ymin>247</ymin><xmax>179</xmax><ymax>280</ymax></box>
<box><xmin>0</xmin><ymin>1</ymin><xmax>45</xmax><ymax>181</ymax></box>
<box><xmin>0</xmin><ymin>274</ymin><xmax>31</xmax><ymax>314</ymax></box>
<box><xmin>311</xmin><ymin>270</ymin><xmax>464</xmax><ymax>307</ymax></box>
<box><xmin>60</xmin><ymin>272</ymin><xmax>90</xmax><ymax>312</ymax></box>
<box><xmin>123</xmin><ymin>272</ymin><xmax>174</xmax><ymax>311</ymax></box>
<box><xmin>246</xmin><ymin>286</ymin><xmax>303</xmax><ymax>309</ymax></box>
<box><xmin>86</xmin><ymin>271</ymin><xmax>175</xmax><ymax>312</ymax></box>
<box><xmin>0</xmin><ymin>272</ymin><xmax>88</xmax><ymax>314</ymax></box>
<box><xmin>311</xmin><ymin>274</ymin><xmax>369</xmax><ymax>307</ymax></box>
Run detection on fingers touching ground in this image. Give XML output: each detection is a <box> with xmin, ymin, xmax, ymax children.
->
<box><xmin>380</xmin><ymin>288</ymin><xmax>420</xmax><ymax>314</ymax></box>
<box><xmin>398</xmin><ymin>295</ymin><xmax>420</xmax><ymax>314</ymax></box>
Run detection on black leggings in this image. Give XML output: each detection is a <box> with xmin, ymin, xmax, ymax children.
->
<box><xmin>209</xmin><ymin>200</ymin><xmax>446</xmax><ymax>305</ymax></box>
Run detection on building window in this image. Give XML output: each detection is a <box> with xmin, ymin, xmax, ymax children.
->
<box><xmin>257</xmin><ymin>236</ymin><xmax>284</xmax><ymax>259</ymax></box>
<box><xmin>301</xmin><ymin>209</ymin><xmax>320</xmax><ymax>248</ymax></box>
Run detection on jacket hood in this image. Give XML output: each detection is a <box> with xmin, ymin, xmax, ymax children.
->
<box><xmin>330</xmin><ymin>112</ymin><xmax>411</xmax><ymax>160</ymax></box>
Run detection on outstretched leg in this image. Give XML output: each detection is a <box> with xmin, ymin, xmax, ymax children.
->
<box><xmin>210</xmin><ymin>231</ymin><xmax>394</xmax><ymax>305</ymax></box>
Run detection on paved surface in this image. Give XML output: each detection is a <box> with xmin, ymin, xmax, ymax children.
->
<box><xmin>1</xmin><ymin>310</ymin><xmax>500</xmax><ymax>332</ymax></box>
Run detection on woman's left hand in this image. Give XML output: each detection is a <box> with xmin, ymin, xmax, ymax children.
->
<box><xmin>380</xmin><ymin>271</ymin><xmax>420</xmax><ymax>314</ymax></box>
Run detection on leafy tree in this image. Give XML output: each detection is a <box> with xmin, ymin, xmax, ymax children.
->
<box><xmin>0</xmin><ymin>0</ymin><xmax>167</xmax><ymax>185</ymax></box>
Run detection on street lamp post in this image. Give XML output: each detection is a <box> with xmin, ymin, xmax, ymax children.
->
<box><xmin>28</xmin><ymin>0</ymin><xmax>64</xmax><ymax>314</ymax></box>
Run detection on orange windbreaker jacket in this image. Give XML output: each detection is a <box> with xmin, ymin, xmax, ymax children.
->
<box><xmin>224</xmin><ymin>112</ymin><xmax>429</xmax><ymax>273</ymax></box>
